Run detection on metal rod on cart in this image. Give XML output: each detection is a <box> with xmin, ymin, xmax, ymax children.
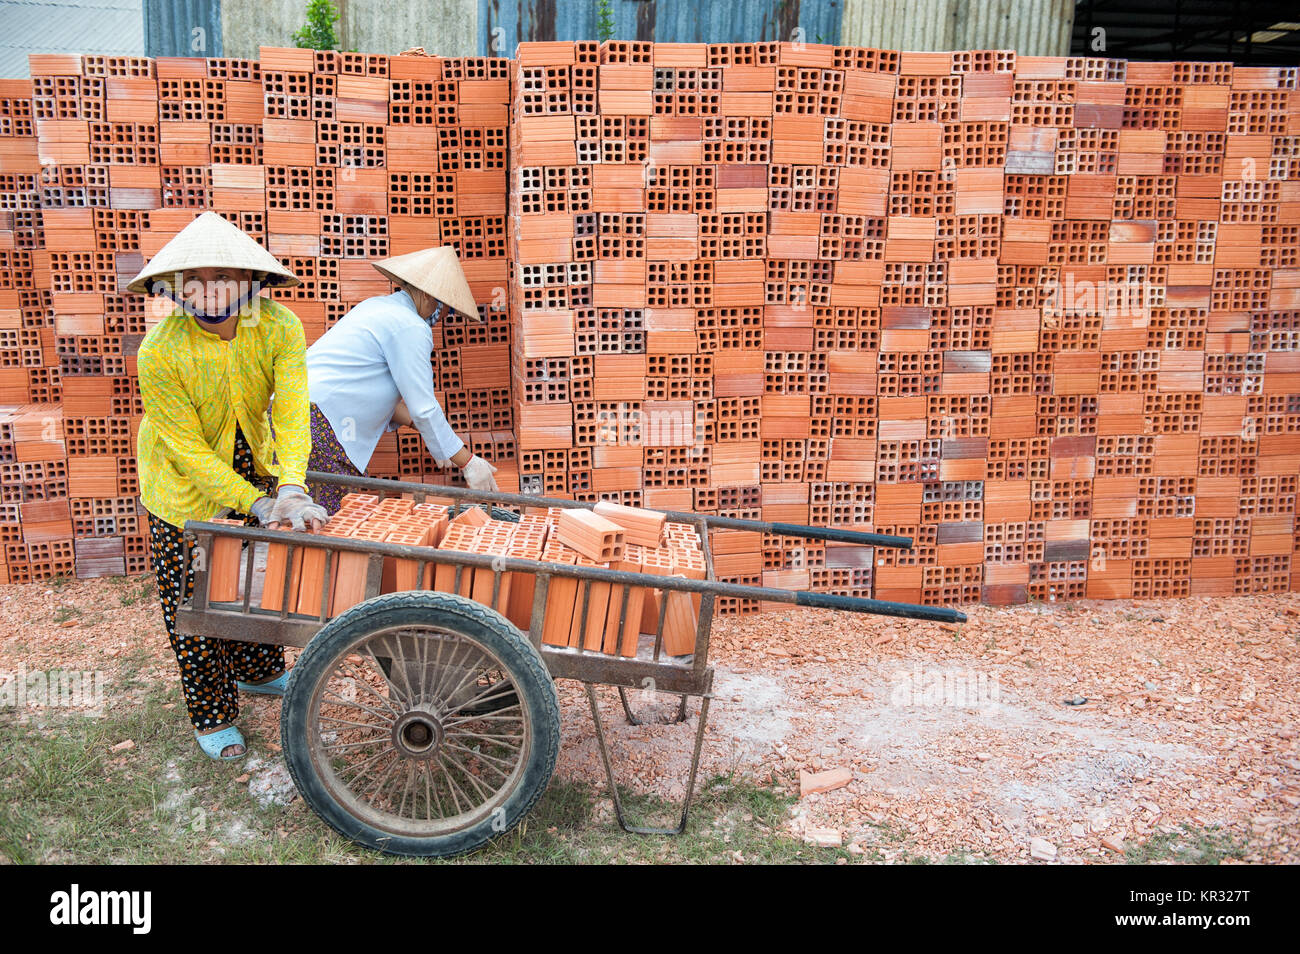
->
<box><xmin>305</xmin><ymin>471</ymin><xmax>914</xmax><ymax>549</ymax></box>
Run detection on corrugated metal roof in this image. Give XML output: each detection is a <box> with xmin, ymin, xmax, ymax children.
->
<box><xmin>0</xmin><ymin>0</ymin><xmax>144</xmax><ymax>78</ymax></box>
<box><xmin>842</xmin><ymin>0</ymin><xmax>1074</xmax><ymax>56</ymax></box>
<box><xmin>144</xmin><ymin>0</ymin><xmax>220</xmax><ymax>58</ymax></box>
<box><xmin>647</xmin><ymin>0</ymin><xmax>842</xmax><ymax>45</ymax></box>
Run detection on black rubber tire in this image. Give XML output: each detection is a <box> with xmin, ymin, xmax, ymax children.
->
<box><xmin>448</xmin><ymin>502</ymin><xmax>520</xmax><ymax>523</ymax></box>
<box><xmin>281</xmin><ymin>590</ymin><xmax>560</xmax><ymax>858</ymax></box>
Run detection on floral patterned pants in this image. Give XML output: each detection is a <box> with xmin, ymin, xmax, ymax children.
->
<box><xmin>305</xmin><ymin>401</ymin><xmax>364</xmax><ymax>516</ymax></box>
<box><xmin>147</xmin><ymin>425</ymin><xmax>285</xmax><ymax>731</ymax></box>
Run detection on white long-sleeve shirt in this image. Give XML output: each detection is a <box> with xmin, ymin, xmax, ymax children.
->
<box><xmin>305</xmin><ymin>289</ymin><xmax>464</xmax><ymax>472</ymax></box>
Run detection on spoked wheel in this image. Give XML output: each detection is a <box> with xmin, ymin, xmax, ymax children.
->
<box><xmin>281</xmin><ymin>591</ymin><xmax>560</xmax><ymax>858</ymax></box>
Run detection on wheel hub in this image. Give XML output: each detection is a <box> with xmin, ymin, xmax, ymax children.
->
<box><xmin>392</xmin><ymin>709</ymin><xmax>445</xmax><ymax>760</ymax></box>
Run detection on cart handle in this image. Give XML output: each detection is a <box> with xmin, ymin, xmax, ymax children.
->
<box><xmin>795</xmin><ymin>590</ymin><xmax>967</xmax><ymax>623</ymax></box>
<box><xmin>304</xmin><ymin>471</ymin><xmax>913</xmax><ymax>549</ymax></box>
<box><xmin>766</xmin><ymin>521</ymin><xmax>911</xmax><ymax>549</ymax></box>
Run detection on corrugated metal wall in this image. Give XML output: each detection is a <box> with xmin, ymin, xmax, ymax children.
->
<box><xmin>481</xmin><ymin>0</ymin><xmax>843</xmax><ymax>57</ymax></box>
<box><xmin>0</xmin><ymin>0</ymin><xmax>1073</xmax><ymax>76</ymax></box>
<box><xmin>19</xmin><ymin>1</ymin><xmax>1289</xmax><ymax>74</ymax></box>
<box><xmin>143</xmin><ymin>0</ymin><xmax>221</xmax><ymax>57</ymax></box>
<box><xmin>842</xmin><ymin>0</ymin><xmax>1074</xmax><ymax>55</ymax></box>
<box><xmin>0</xmin><ymin>0</ymin><xmax>144</xmax><ymax>77</ymax></box>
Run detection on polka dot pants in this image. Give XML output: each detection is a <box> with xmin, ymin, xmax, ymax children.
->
<box><xmin>147</xmin><ymin>426</ymin><xmax>286</xmax><ymax>732</ymax></box>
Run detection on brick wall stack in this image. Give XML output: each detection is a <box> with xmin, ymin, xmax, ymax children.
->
<box><xmin>240</xmin><ymin>491</ymin><xmax>707</xmax><ymax>654</ymax></box>
<box><xmin>0</xmin><ymin>76</ymin><xmax>74</xmax><ymax>582</ymax></box>
<box><xmin>506</xmin><ymin>40</ymin><xmax>1300</xmax><ymax>611</ymax></box>
<box><xmin>2</xmin><ymin>40</ymin><xmax>1299</xmax><ymax>611</ymax></box>
<box><xmin>0</xmin><ymin>48</ymin><xmax>517</xmax><ymax>585</ymax></box>
<box><xmin>256</xmin><ymin>48</ymin><xmax>517</xmax><ymax>481</ymax></box>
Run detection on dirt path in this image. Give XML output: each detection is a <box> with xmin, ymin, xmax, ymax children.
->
<box><xmin>558</xmin><ymin>594</ymin><xmax>1300</xmax><ymax>861</ymax></box>
<box><xmin>3</xmin><ymin>576</ymin><xmax>1297</xmax><ymax>862</ymax></box>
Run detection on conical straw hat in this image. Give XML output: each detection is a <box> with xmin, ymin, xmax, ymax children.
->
<box><xmin>371</xmin><ymin>246</ymin><xmax>481</xmax><ymax>321</ymax></box>
<box><xmin>127</xmin><ymin>211</ymin><xmax>299</xmax><ymax>295</ymax></box>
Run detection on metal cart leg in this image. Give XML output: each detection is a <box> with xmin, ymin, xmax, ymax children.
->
<box><xmin>617</xmin><ymin>686</ymin><xmax>688</xmax><ymax>725</ymax></box>
<box><xmin>584</xmin><ymin>683</ymin><xmax>711</xmax><ymax>836</ymax></box>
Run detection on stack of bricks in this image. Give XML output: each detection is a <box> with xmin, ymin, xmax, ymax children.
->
<box><xmin>1</xmin><ymin>75</ymin><xmax>77</xmax><ymax>583</ymax></box>
<box><xmin>258</xmin><ymin>47</ymin><xmax>517</xmax><ymax>487</ymax></box>
<box><xmin>256</xmin><ymin>491</ymin><xmax>454</xmax><ymax>615</ymax></box>
<box><xmin>255</xmin><ymin>47</ymin><xmax>519</xmax><ymax>487</ymax></box>
<box><xmin>2</xmin><ymin>42</ymin><xmax>1299</xmax><ymax>608</ymax></box>
<box><xmin>0</xmin><ymin>80</ymin><xmax>33</xmax><ymax>583</ymax></box>
<box><xmin>536</xmin><ymin>502</ymin><xmax>704</xmax><ymax>655</ymax></box>
<box><xmin>507</xmin><ymin>40</ymin><xmax>1300</xmax><ymax>610</ymax></box>
<box><xmin>0</xmin><ymin>48</ymin><xmax>519</xmax><ymax>584</ymax></box>
<box><xmin>506</xmin><ymin>41</ymin><xmax>780</xmax><ymax>612</ymax></box>
<box><xmin>238</xmin><ymin>491</ymin><xmax>702</xmax><ymax>657</ymax></box>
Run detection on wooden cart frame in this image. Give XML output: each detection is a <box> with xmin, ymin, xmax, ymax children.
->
<box><xmin>177</xmin><ymin>471</ymin><xmax>966</xmax><ymax>854</ymax></box>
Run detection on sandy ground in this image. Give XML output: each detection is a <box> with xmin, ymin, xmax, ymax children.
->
<box><xmin>2</xmin><ymin>575</ymin><xmax>1297</xmax><ymax>863</ymax></box>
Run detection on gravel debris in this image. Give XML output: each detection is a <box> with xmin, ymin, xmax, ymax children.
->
<box><xmin>4</xmin><ymin>577</ymin><xmax>1297</xmax><ymax>861</ymax></box>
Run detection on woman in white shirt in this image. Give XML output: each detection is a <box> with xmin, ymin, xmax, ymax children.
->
<box><xmin>305</xmin><ymin>246</ymin><xmax>499</xmax><ymax>512</ymax></box>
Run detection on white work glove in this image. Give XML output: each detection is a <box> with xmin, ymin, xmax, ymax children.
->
<box><xmin>462</xmin><ymin>455</ymin><xmax>499</xmax><ymax>492</ymax></box>
<box><xmin>253</xmin><ymin>486</ymin><xmax>327</xmax><ymax>531</ymax></box>
<box><xmin>434</xmin><ymin>457</ymin><xmax>454</xmax><ymax>469</ymax></box>
<box><xmin>249</xmin><ymin>495</ymin><xmax>276</xmax><ymax>526</ymax></box>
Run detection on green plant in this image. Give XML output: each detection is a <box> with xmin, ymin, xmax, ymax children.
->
<box><xmin>118</xmin><ymin>577</ymin><xmax>155</xmax><ymax>607</ymax></box>
<box><xmin>52</xmin><ymin>605</ymin><xmax>81</xmax><ymax>624</ymax></box>
<box><xmin>293</xmin><ymin>0</ymin><xmax>341</xmax><ymax>51</ymax></box>
<box><xmin>596</xmin><ymin>0</ymin><xmax>615</xmax><ymax>44</ymax></box>
<box><xmin>1124</xmin><ymin>825</ymin><xmax>1247</xmax><ymax>865</ymax></box>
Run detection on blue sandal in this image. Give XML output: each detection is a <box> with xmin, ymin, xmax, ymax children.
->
<box><xmin>195</xmin><ymin>725</ymin><xmax>246</xmax><ymax>761</ymax></box>
<box><xmin>236</xmin><ymin>670</ymin><xmax>289</xmax><ymax>696</ymax></box>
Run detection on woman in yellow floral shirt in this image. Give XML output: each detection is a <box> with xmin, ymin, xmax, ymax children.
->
<box><xmin>129</xmin><ymin>212</ymin><xmax>326</xmax><ymax>761</ymax></box>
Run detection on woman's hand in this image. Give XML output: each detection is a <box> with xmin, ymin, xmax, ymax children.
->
<box><xmin>251</xmin><ymin>486</ymin><xmax>327</xmax><ymax>531</ymax></box>
<box><xmin>249</xmin><ymin>494</ymin><xmax>275</xmax><ymax>526</ymax></box>
<box><xmin>462</xmin><ymin>456</ymin><xmax>499</xmax><ymax>492</ymax></box>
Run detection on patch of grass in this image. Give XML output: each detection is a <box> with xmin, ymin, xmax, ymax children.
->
<box><xmin>0</xmin><ymin>800</ymin><xmax>28</xmax><ymax>862</ymax></box>
<box><xmin>8</xmin><ymin>678</ymin><xmax>1003</xmax><ymax>865</ymax></box>
<box><xmin>834</xmin><ymin>819</ymin><xmax>991</xmax><ymax>864</ymax></box>
<box><xmin>117</xmin><ymin>577</ymin><xmax>156</xmax><ymax>607</ymax></box>
<box><xmin>110</xmin><ymin>644</ymin><xmax>156</xmax><ymax>695</ymax></box>
<box><xmin>1</xmin><ymin>682</ymin><xmax>198</xmax><ymax>864</ymax></box>
<box><xmin>0</xmin><ymin>694</ymin><xmax>867</xmax><ymax>864</ymax></box>
<box><xmin>52</xmin><ymin>605</ymin><xmax>82</xmax><ymax>624</ymax></box>
<box><xmin>860</xmin><ymin>817</ymin><xmax>906</xmax><ymax>845</ymax></box>
<box><xmin>1124</xmin><ymin>825</ymin><xmax>1248</xmax><ymax>865</ymax></box>
<box><xmin>435</xmin><ymin>771</ymin><xmax>857</xmax><ymax>865</ymax></box>
<box><xmin>939</xmin><ymin>848</ymin><xmax>996</xmax><ymax>864</ymax></box>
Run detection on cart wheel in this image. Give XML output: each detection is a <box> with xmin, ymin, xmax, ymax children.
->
<box><xmin>281</xmin><ymin>590</ymin><xmax>560</xmax><ymax>858</ymax></box>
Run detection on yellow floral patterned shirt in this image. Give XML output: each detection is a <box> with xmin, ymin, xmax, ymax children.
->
<box><xmin>136</xmin><ymin>296</ymin><xmax>312</xmax><ymax>529</ymax></box>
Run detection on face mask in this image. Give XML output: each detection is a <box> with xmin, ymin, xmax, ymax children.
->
<box><xmin>156</xmin><ymin>280</ymin><xmax>260</xmax><ymax>325</ymax></box>
<box><xmin>424</xmin><ymin>300</ymin><xmax>444</xmax><ymax>328</ymax></box>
